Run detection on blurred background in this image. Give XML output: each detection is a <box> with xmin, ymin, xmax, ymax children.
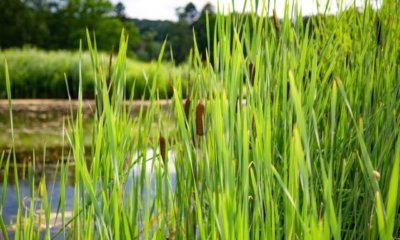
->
<box><xmin>0</xmin><ymin>0</ymin><xmax>216</xmax><ymax>65</ymax></box>
<box><xmin>0</xmin><ymin>0</ymin><xmax>218</xmax><ymax>157</ymax></box>
<box><xmin>0</xmin><ymin>0</ymin><xmax>219</xmax><ymax>101</ymax></box>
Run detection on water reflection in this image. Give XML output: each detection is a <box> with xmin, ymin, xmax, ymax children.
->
<box><xmin>0</xmin><ymin>150</ymin><xmax>76</xmax><ymax>225</ymax></box>
<box><xmin>0</xmin><ymin>100</ymin><xmax>175</xmax><ymax>236</ymax></box>
<box><xmin>0</xmin><ymin>148</ymin><xmax>176</xmax><ymax>233</ymax></box>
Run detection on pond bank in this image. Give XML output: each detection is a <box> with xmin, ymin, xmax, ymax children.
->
<box><xmin>0</xmin><ymin>99</ymin><xmax>175</xmax><ymax>152</ymax></box>
<box><xmin>0</xmin><ymin>99</ymin><xmax>173</xmax><ymax>115</ymax></box>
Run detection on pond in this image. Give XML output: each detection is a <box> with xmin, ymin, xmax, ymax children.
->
<box><xmin>0</xmin><ymin>99</ymin><xmax>176</xmax><ymax>234</ymax></box>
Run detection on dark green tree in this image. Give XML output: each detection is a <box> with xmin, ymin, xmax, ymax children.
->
<box><xmin>0</xmin><ymin>0</ymin><xmax>139</xmax><ymax>51</ymax></box>
<box><xmin>0</xmin><ymin>0</ymin><xmax>35</xmax><ymax>48</ymax></box>
<box><xmin>52</xmin><ymin>0</ymin><xmax>139</xmax><ymax>51</ymax></box>
<box><xmin>176</xmin><ymin>2</ymin><xmax>198</xmax><ymax>24</ymax></box>
<box><xmin>168</xmin><ymin>2</ymin><xmax>199</xmax><ymax>63</ymax></box>
<box><xmin>114</xmin><ymin>2</ymin><xmax>126</xmax><ymax>19</ymax></box>
<box><xmin>193</xmin><ymin>3</ymin><xmax>216</xmax><ymax>61</ymax></box>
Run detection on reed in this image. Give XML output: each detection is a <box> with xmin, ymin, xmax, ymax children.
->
<box><xmin>1</xmin><ymin>0</ymin><xmax>400</xmax><ymax>239</ymax></box>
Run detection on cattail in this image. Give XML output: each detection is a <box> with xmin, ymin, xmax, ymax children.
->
<box><xmin>287</xmin><ymin>81</ymin><xmax>290</xmax><ymax>100</ymax></box>
<box><xmin>168</xmin><ymin>72</ymin><xmax>174</xmax><ymax>97</ymax></box>
<box><xmin>249</xmin><ymin>61</ymin><xmax>255</xmax><ymax>85</ymax></box>
<box><xmin>159</xmin><ymin>135</ymin><xmax>166</xmax><ymax>163</ymax></box>
<box><xmin>273</xmin><ymin>9</ymin><xmax>280</xmax><ymax>36</ymax></box>
<box><xmin>184</xmin><ymin>98</ymin><xmax>191</xmax><ymax>120</ymax></box>
<box><xmin>196</xmin><ymin>102</ymin><xmax>206</xmax><ymax>136</ymax></box>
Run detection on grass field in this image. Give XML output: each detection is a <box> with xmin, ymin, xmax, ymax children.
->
<box><xmin>0</xmin><ymin>48</ymin><xmax>187</xmax><ymax>99</ymax></box>
<box><xmin>1</xmin><ymin>1</ymin><xmax>400</xmax><ymax>239</ymax></box>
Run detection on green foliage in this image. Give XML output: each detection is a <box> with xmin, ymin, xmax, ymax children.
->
<box><xmin>133</xmin><ymin>3</ymin><xmax>217</xmax><ymax>64</ymax></box>
<box><xmin>167</xmin><ymin>21</ymin><xmax>194</xmax><ymax>64</ymax></box>
<box><xmin>0</xmin><ymin>0</ymin><xmax>36</xmax><ymax>48</ymax></box>
<box><xmin>2</xmin><ymin>1</ymin><xmax>400</xmax><ymax>239</ymax></box>
<box><xmin>0</xmin><ymin>48</ymin><xmax>182</xmax><ymax>99</ymax></box>
<box><xmin>0</xmin><ymin>0</ymin><xmax>140</xmax><ymax>53</ymax></box>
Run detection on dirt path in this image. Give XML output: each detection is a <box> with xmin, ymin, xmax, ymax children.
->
<box><xmin>0</xmin><ymin>99</ymin><xmax>172</xmax><ymax>114</ymax></box>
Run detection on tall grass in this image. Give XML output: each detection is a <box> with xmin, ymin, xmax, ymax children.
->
<box><xmin>0</xmin><ymin>48</ymin><xmax>184</xmax><ymax>99</ymax></box>
<box><xmin>1</xmin><ymin>0</ymin><xmax>400</xmax><ymax>239</ymax></box>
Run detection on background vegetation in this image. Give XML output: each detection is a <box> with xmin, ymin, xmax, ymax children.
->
<box><xmin>0</xmin><ymin>0</ymin><xmax>216</xmax><ymax>64</ymax></box>
<box><xmin>0</xmin><ymin>48</ymin><xmax>186</xmax><ymax>99</ymax></box>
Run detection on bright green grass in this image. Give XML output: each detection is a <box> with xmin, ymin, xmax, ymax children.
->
<box><xmin>0</xmin><ymin>48</ymin><xmax>187</xmax><ymax>99</ymax></box>
<box><xmin>1</xmin><ymin>0</ymin><xmax>400</xmax><ymax>239</ymax></box>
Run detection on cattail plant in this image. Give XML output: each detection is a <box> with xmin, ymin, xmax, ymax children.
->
<box><xmin>272</xmin><ymin>9</ymin><xmax>280</xmax><ymax>36</ymax></box>
<box><xmin>2</xmin><ymin>1</ymin><xmax>400</xmax><ymax>239</ymax></box>
<box><xmin>248</xmin><ymin>61</ymin><xmax>255</xmax><ymax>86</ymax></box>
<box><xmin>195</xmin><ymin>101</ymin><xmax>206</xmax><ymax>136</ymax></box>
<box><xmin>184</xmin><ymin>98</ymin><xmax>191</xmax><ymax>120</ymax></box>
<box><xmin>159</xmin><ymin>135</ymin><xmax>167</xmax><ymax>163</ymax></box>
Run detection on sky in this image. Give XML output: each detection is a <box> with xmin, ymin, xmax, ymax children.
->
<box><xmin>111</xmin><ymin>0</ymin><xmax>382</xmax><ymax>21</ymax></box>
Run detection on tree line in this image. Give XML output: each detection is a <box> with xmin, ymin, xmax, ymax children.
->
<box><xmin>133</xmin><ymin>3</ymin><xmax>216</xmax><ymax>63</ymax></box>
<box><xmin>0</xmin><ymin>0</ymin><xmax>217</xmax><ymax>64</ymax></box>
<box><xmin>0</xmin><ymin>0</ymin><xmax>140</xmax><ymax>51</ymax></box>
<box><xmin>2</xmin><ymin>0</ymin><xmax>358</xmax><ymax>65</ymax></box>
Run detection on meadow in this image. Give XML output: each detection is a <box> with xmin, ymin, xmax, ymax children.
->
<box><xmin>0</xmin><ymin>48</ymin><xmax>185</xmax><ymax>99</ymax></box>
<box><xmin>1</xmin><ymin>1</ymin><xmax>400</xmax><ymax>239</ymax></box>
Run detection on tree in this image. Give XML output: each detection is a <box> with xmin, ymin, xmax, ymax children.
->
<box><xmin>114</xmin><ymin>2</ymin><xmax>126</xmax><ymax>19</ymax></box>
<box><xmin>176</xmin><ymin>2</ymin><xmax>198</xmax><ymax>24</ymax></box>
<box><xmin>168</xmin><ymin>3</ymin><xmax>200</xmax><ymax>63</ymax></box>
<box><xmin>168</xmin><ymin>21</ymin><xmax>192</xmax><ymax>64</ymax></box>
<box><xmin>193</xmin><ymin>3</ymin><xmax>216</xmax><ymax>61</ymax></box>
<box><xmin>0</xmin><ymin>0</ymin><xmax>37</xmax><ymax>48</ymax></box>
<box><xmin>0</xmin><ymin>0</ymin><xmax>140</xmax><ymax>53</ymax></box>
<box><xmin>57</xmin><ymin>0</ymin><xmax>137</xmax><ymax>50</ymax></box>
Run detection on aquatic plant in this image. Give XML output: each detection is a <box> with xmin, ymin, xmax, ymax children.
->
<box><xmin>1</xmin><ymin>0</ymin><xmax>400</xmax><ymax>239</ymax></box>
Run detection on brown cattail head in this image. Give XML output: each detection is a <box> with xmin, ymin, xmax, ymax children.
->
<box><xmin>249</xmin><ymin>61</ymin><xmax>255</xmax><ymax>85</ymax></box>
<box><xmin>184</xmin><ymin>98</ymin><xmax>191</xmax><ymax>120</ymax></box>
<box><xmin>196</xmin><ymin>102</ymin><xmax>206</xmax><ymax>136</ymax></box>
<box><xmin>287</xmin><ymin>81</ymin><xmax>290</xmax><ymax>100</ymax></box>
<box><xmin>273</xmin><ymin>9</ymin><xmax>280</xmax><ymax>36</ymax></box>
<box><xmin>168</xmin><ymin>72</ymin><xmax>174</xmax><ymax>97</ymax></box>
<box><xmin>159</xmin><ymin>135</ymin><xmax>167</xmax><ymax>163</ymax></box>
